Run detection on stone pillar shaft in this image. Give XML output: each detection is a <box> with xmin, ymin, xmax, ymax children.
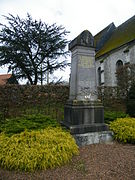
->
<box><xmin>69</xmin><ymin>46</ymin><xmax>97</xmax><ymax>101</ymax></box>
<box><xmin>63</xmin><ymin>30</ymin><xmax>109</xmax><ymax>136</ymax></box>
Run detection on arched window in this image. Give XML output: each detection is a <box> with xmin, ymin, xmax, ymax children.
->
<box><xmin>116</xmin><ymin>60</ymin><xmax>123</xmax><ymax>70</ymax></box>
<box><xmin>98</xmin><ymin>67</ymin><xmax>101</xmax><ymax>86</ymax></box>
<box><xmin>116</xmin><ymin>60</ymin><xmax>123</xmax><ymax>85</ymax></box>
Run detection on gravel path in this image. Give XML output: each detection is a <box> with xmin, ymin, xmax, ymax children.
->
<box><xmin>0</xmin><ymin>142</ymin><xmax>135</xmax><ymax>180</ymax></box>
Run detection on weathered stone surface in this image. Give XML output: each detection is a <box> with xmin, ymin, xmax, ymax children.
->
<box><xmin>69</xmin><ymin>45</ymin><xmax>97</xmax><ymax>101</ymax></box>
<box><xmin>73</xmin><ymin>131</ymin><xmax>114</xmax><ymax>147</ymax></box>
<box><xmin>63</xmin><ymin>30</ymin><xmax>109</xmax><ymax>141</ymax></box>
<box><xmin>64</xmin><ymin>100</ymin><xmax>104</xmax><ymax>127</ymax></box>
<box><xmin>63</xmin><ymin>100</ymin><xmax>108</xmax><ymax>134</ymax></box>
<box><xmin>69</xmin><ymin>30</ymin><xmax>94</xmax><ymax>50</ymax></box>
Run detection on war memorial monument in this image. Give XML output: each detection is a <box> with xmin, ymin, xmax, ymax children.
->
<box><xmin>62</xmin><ymin>30</ymin><xmax>113</xmax><ymax>146</ymax></box>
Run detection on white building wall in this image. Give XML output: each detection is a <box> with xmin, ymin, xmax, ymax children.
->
<box><xmin>130</xmin><ymin>45</ymin><xmax>135</xmax><ymax>64</ymax></box>
<box><xmin>95</xmin><ymin>43</ymin><xmax>135</xmax><ymax>87</ymax></box>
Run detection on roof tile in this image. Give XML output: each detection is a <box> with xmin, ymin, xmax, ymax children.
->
<box><xmin>0</xmin><ymin>74</ymin><xmax>12</xmax><ymax>85</ymax></box>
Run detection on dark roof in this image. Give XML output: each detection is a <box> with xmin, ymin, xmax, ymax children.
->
<box><xmin>0</xmin><ymin>74</ymin><xmax>12</xmax><ymax>85</ymax></box>
<box><xmin>94</xmin><ymin>23</ymin><xmax>116</xmax><ymax>51</ymax></box>
<box><xmin>96</xmin><ymin>15</ymin><xmax>135</xmax><ymax>58</ymax></box>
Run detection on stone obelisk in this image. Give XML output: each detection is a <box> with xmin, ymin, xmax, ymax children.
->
<box><xmin>62</xmin><ymin>30</ymin><xmax>112</xmax><ymax>146</ymax></box>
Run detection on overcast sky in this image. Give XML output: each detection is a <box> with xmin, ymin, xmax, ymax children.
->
<box><xmin>0</xmin><ymin>0</ymin><xmax>135</xmax><ymax>82</ymax></box>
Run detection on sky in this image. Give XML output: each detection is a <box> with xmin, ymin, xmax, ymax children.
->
<box><xmin>0</xmin><ymin>0</ymin><xmax>135</xmax><ymax>83</ymax></box>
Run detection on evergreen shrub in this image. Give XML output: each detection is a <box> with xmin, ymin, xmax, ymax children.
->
<box><xmin>126</xmin><ymin>100</ymin><xmax>135</xmax><ymax>117</ymax></box>
<box><xmin>104</xmin><ymin>111</ymin><xmax>128</xmax><ymax>123</ymax></box>
<box><xmin>0</xmin><ymin>114</ymin><xmax>59</xmax><ymax>136</ymax></box>
<box><xmin>126</xmin><ymin>82</ymin><xmax>135</xmax><ymax>117</ymax></box>
<box><xmin>109</xmin><ymin>118</ymin><xmax>135</xmax><ymax>143</ymax></box>
<box><xmin>0</xmin><ymin>127</ymin><xmax>79</xmax><ymax>171</ymax></box>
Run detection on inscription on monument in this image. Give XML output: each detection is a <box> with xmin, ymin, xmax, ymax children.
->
<box><xmin>78</xmin><ymin>56</ymin><xmax>94</xmax><ymax>68</ymax></box>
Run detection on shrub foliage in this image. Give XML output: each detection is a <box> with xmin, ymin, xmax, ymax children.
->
<box><xmin>0</xmin><ymin>85</ymin><xmax>128</xmax><ymax>120</ymax></box>
<box><xmin>0</xmin><ymin>84</ymin><xmax>69</xmax><ymax>120</ymax></box>
<box><xmin>109</xmin><ymin>118</ymin><xmax>135</xmax><ymax>143</ymax></box>
<box><xmin>126</xmin><ymin>83</ymin><xmax>135</xmax><ymax>117</ymax></box>
<box><xmin>0</xmin><ymin>127</ymin><xmax>79</xmax><ymax>171</ymax></box>
<box><xmin>104</xmin><ymin>111</ymin><xmax>128</xmax><ymax>124</ymax></box>
<box><xmin>0</xmin><ymin>114</ymin><xmax>59</xmax><ymax>136</ymax></box>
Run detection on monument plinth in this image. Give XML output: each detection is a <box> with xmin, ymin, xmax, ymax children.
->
<box><xmin>63</xmin><ymin>30</ymin><xmax>113</xmax><ymax>146</ymax></box>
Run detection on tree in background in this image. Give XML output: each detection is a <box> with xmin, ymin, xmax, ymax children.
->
<box><xmin>7</xmin><ymin>73</ymin><xmax>18</xmax><ymax>84</ymax></box>
<box><xmin>0</xmin><ymin>14</ymin><xmax>70</xmax><ymax>85</ymax></box>
<box><xmin>116</xmin><ymin>64</ymin><xmax>135</xmax><ymax>100</ymax></box>
<box><xmin>126</xmin><ymin>82</ymin><xmax>135</xmax><ymax>117</ymax></box>
<box><xmin>116</xmin><ymin>64</ymin><xmax>135</xmax><ymax>114</ymax></box>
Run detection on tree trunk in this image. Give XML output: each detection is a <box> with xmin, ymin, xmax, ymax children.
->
<box><xmin>47</xmin><ymin>70</ymin><xmax>49</xmax><ymax>85</ymax></box>
<box><xmin>34</xmin><ymin>71</ymin><xmax>38</xmax><ymax>85</ymax></box>
<box><xmin>41</xmin><ymin>64</ymin><xmax>43</xmax><ymax>85</ymax></box>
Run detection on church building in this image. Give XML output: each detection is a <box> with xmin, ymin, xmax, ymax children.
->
<box><xmin>94</xmin><ymin>15</ymin><xmax>135</xmax><ymax>87</ymax></box>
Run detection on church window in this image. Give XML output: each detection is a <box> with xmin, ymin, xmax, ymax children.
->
<box><xmin>116</xmin><ymin>60</ymin><xmax>124</xmax><ymax>85</ymax></box>
<box><xmin>98</xmin><ymin>67</ymin><xmax>101</xmax><ymax>86</ymax></box>
<box><xmin>116</xmin><ymin>60</ymin><xmax>123</xmax><ymax>70</ymax></box>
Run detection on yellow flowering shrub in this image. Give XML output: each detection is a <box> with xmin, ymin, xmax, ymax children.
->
<box><xmin>0</xmin><ymin>127</ymin><xmax>79</xmax><ymax>171</ymax></box>
<box><xmin>109</xmin><ymin>118</ymin><xmax>135</xmax><ymax>143</ymax></box>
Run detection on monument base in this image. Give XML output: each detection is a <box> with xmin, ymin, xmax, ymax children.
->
<box><xmin>63</xmin><ymin>100</ymin><xmax>109</xmax><ymax>134</ymax></box>
<box><xmin>73</xmin><ymin>131</ymin><xmax>114</xmax><ymax>147</ymax></box>
<box><xmin>61</xmin><ymin>122</ymin><xmax>109</xmax><ymax>134</ymax></box>
<box><xmin>62</xmin><ymin>100</ymin><xmax>113</xmax><ymax>146</ymax></box>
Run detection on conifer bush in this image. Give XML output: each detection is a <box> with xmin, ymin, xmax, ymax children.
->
<box><xmin>0</xmin><ymin>127</ymin><xmax>79</xmax><ymax>171</ymax></box>
<box><xmin>109</xmin><ymin>118</ymin><xmax>135</xmax><ymax>143</ymax></box>
<box><xmin>104</xmin><ymin>111</ymin><xmax>128</xmax><ymax>123</ymax></box>
<box><xmin>126</xmin><ymin>82</ymin><xmax>135</xmax><ymax>117</ymax></box>
<box><xmin>0</xmin><ymin>114</ymin><xmax>59</xmax><ymax>136</ymax></box>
